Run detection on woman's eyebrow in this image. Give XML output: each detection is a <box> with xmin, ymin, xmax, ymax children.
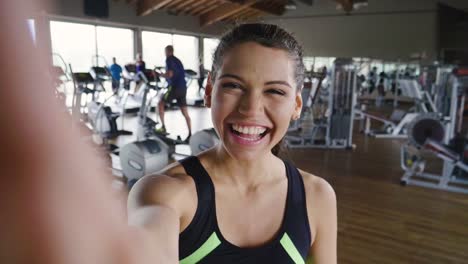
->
<box><xmin>219</xmin><ymin>74</ymin><xmax>292</xmax><ymax>89</ymax></box>
<box><xmin>265</xmin><ymin>81</ymin><xmax>292</xmax><ymax>89</ymax></box>
<box><xmin>218</xmin><ymin>73</ymin><xmax>245</xmax><ymax>82</ymax></box>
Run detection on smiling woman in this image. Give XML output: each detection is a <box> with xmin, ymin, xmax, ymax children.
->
<box><xmin>0</xmin><ymin>3</ymin><xmax>336</xmax><ymax>261</ymax></box>
<box><xmin>129</xmin><ymin>23</ymin><xmax>337</xmax><ymax>264</ymax></box>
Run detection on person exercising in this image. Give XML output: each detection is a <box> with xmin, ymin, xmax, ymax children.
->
<box><xmin>198</xmin><ymin>59</ymin><xmax>206</xmax><ymax>93</ymax></box>
<box><xmin>135</xmin><ymin>53</ymin><xmax>146</xmax><ymax>73</ymax></box>
<box><xmin>157</xmin><ymin>45</ymin><xmax>192</xmax><ymax>141</ymax></box>
<box><xmin>134</xmin><ymin>53</ymin><xmax>146</xmax><ymax>93</ymax></box>
<box><xmin>130</xmin><ymin>24</ymin><xmax>337</xmax><ymax>263</ymax></box>
<box><xmin>109</xmin><ymin>57</ymin><xmax>122</xmax><ymax>94</ymax></box>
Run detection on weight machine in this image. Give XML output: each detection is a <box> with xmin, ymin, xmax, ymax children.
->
<box><xmin>400</xmin><ymin>67</ymin><xmax>468</xmax><ymax>194</ymax></box>
<box><xmin>286</xmin><ymin>58</ymin><xmax>356</xmax><ymax>149</ymax></box>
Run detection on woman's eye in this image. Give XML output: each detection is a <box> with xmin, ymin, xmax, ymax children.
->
<box><xmin>221</xmin><ymin>82</ymin><xmax>242</xmax><ymax>89</ymax></box>
<box><xmin>266</xmin><ymin>89</ymin><xmax>286</xmax><ymax>96</ymax></box>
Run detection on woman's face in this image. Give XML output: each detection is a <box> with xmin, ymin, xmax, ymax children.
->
<box><xmin>206</xmin><ymin>42</ymin><xmax>302</xmax><ymax>161</ymax></box>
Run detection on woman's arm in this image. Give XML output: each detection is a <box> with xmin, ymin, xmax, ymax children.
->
<box><xmin>312</xmin><ymin>180</ymin><xmax>337</xmax><ymax>263</ymax></box>
<box><xmin>127</xmin><ymin>173</ymin><xmax>195</xmax><ymax>263</ymax></box>
<box><xmin>129</xmin><ymin>205</ymin><xmax>180</xmax><ymax>263</ymax></box>
<box><xmin>303</xmin><ymin>174</ymin><xmax>338</xmax><ymax>264</ymax></box>
<box><xmin>0</xmin><ymin>1</ymin><xmax>179</xmax><ymax>263</ymax></box>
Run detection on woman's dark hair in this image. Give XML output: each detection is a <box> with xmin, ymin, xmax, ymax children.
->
<box><xmin>211</xmin><ymin>23</ymin><xmax>305</xmax><ymax>157</ymax></box>
<box><xmin>211</xmin><ymin>23</ymin><xmax>305</xmax><ymax>91</ymax></box>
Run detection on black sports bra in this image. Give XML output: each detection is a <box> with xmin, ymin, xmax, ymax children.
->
<box><xmin>178</xmin><ymin>156</ymin><xmax>311</xmax><ymax>264</ymax></box>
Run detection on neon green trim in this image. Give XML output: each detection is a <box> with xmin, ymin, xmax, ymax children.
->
<box><xmin>165</xmin><ymin>86</ymin><xmax>172</xmax><ymax>100</ymax></box>
<box><xmin>180</xmin><ymin>232</ymin><xmax>221</xmax><ymax>264</ymax></box>
<box><xmin>280</xmin><ymin>233</ymin><xmax>305</xmax><ymax>264</ymax></box>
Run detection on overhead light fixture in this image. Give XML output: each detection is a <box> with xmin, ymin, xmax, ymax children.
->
<box><xmin>336</xmin><ymin>0</ymin><xmax>368</xmax><ymax>13</ymax></box>
<box><xmin>353</xmin><ymin>0</ymin><xmax>368</xmax><ymax>10</ymax></box>
<box><xmin>285</xmin><ymin>0</ymin><xmax>297</xmax><ymax>10</ymax></box>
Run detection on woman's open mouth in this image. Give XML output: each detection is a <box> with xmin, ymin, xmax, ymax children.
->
<box><xmin>228</xmin><ymin>123</ymin><xmax>270</xmax><ymax>144</ymax></box>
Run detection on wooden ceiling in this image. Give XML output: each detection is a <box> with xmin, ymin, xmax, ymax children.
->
<box><xmin>120</xmin><ymin>0</ymin><xmax>360</xmax><ymax>26</ymax></box>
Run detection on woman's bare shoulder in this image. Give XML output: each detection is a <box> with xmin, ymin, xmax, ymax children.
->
<box><xmin>299</xmin><ymin>169</ymin><xmax>336</xmax><ymax>202</ymax></box>
<box><xmin>298</xmin><ymin>169</ymin><xmax>337</xmax><ymax>241</ymax></box>
<box><xmin>128</xmin><ymin>161</ymin><xmax>196</xmax><ymax>215</ymax></box>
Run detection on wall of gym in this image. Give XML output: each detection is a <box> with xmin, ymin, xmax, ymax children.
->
<box><xmin>273</xmin><ymin>12</ymin><xmax>436</xmax><ymax>61</ymax></box>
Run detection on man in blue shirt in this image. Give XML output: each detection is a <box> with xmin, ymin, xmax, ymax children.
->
<box><xmin>109</xmin><ymin>57</ymin><xmax>122</xmax><ymax>94</ymax></box>
<box><xmin>158</xmin><ymin>45</ymin><xmax>192</xmax><ymax>141</ymax></box>
<box><xmin>134</xmin><ymin>53</ymin><xmax>146</xmax><ymax>93</ymax></box>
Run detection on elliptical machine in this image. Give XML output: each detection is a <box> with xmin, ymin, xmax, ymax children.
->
<box><xmin>189</xmin><ymin>128</ymin><xmax>220</xmax><ymax>155</ymax></box>
<box><xmin>71</xmin><ymin>69</ymin><xmax>132</xmax><ymax>153</ymax></box>
<box><xmin>119</xmin><ymin>69</ymin><xmax>187</xmax><ymax>186</ymax></box>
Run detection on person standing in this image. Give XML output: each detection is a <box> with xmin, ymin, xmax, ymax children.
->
<box><xmin>198</xmin><ymin>60</ymin><xmax>206</xmax><ymax>94</ymax></box>
<box><xmin>109</xmin><ymin>57</ymin><xmax>122</xmax><ymax>94</ymax></box>
<box><xmin>158</xmin><ymin>45</ymin><xmax>192</xmax><ymax>141</ymax></box>
<box><xmin>134</xmin><ymin>53</ymin><xmax>146</xmax><ymax>93</ymax></box>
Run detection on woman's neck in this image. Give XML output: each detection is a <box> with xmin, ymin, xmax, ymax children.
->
<box><xmin>206</xmin><ymin>145</ymin><xmax>284</xmax><ymax>189</ymax></box>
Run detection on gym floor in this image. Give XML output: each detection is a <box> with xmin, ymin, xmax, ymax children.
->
<box><xmin>292</xmin><ymin>135</ymin><xmax>468</xmax><ymax>263</ymax></box>
<box><xmin>113</xmin><ymin>105</ymin><xmax>468</xmax><ymax>264</ymax></box>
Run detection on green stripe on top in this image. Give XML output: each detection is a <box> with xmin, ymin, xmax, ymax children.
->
<box><xmin>280</xmin><ymin>233</ymin><xmax>305</xmax><ymax>264</ymax></box>
<box><xmin>180</xmin><ymin>232</ymin><xmax>221</xmax><ymax>264</ymax></box>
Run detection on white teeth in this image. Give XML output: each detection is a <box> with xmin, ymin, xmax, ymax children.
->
<box><xmin>232</xmin><ymin>124</ymin><xmax>267</xmax><ymax>135</ymax></box>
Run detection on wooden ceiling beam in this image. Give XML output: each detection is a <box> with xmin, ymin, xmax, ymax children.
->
<box><xmin>163</xmin><ymin>0</ymin><xmax>186</xmax><ymax>10</ymax></box>
<box><xmin>250</xmin><ymin>0</ymin><xmax>286</xmax><ymax>15</ymax></box>
<box><xmin>244</xmin><ymin>9</ymin><xmax>262</xmax><ymax>19</ymax></box>
<box><xmin>246</xmin><ymin>10</ymin><xmax>264</xmax><ymax>19</ymax></box>
<box><xmin>172</xmin><ymin>0</ymin><xmax>198</xmax><ymax>14</ymax></box>
<box><xmin>200</xmin><ymin>0</ymin><xmax>258</xmax><ymax>26</ymax></box>
<box><xmin>193</xmin><ymin>1</ymin><xmax>223</xmax><ymax>16</ymax></box>
<box><xmin>182</xmin><ymin>0</ymin><xmax>210</xmax><ymax>15</ymax></box>
<box><xmin>219</xmin><ymin>0</ymin><xmax>286</xmax><ymax>16</ymax></box>
<box><xmin>230</xmin><ymin>9</ymin><xmax>255</xmax><ymax>21</ymax></box>
<box><xmin>190</xmin><ymin>0</ymin><xmax>218</xmax><ymax>16</ymax></box>
<box><xmin>137</xmin><ymin>0</ymin><xmax>172</xmax><ymax>16</ymax></box>
<box><xmin>222</xmin><ymin>8</ymin><xmax>252</xmax><ymax>21</ymax></box>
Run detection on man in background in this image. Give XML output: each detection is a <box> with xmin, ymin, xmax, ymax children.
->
<box><xmin>158</xmin><ymin>45</ymin><xmax>192</xmax><ymax>142</ymax></box>
<box><xmin>109</xmin><ymin>57</ymin><xmax>122</xmax><ymax>94</ymax></box>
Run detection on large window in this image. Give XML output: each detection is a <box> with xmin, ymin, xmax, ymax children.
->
<box><xmin>303</xmin><ymin>57</ymin><xmax>315</xmax><ymax>72</ymax></box>
<box><xmin>96</xmin><ymin>26</ymin><xmax>134</xmax><ymax>66</ymax></box>
<box><xmin>142</xmin><ymin>31</ymin><xmax>172</xmax><ymax>68</ymax></box>
<box><xmin>174</xmin><ymin>34</ymin><xmax>199</xmax><ymax>71</ymax></box>
<box><xmin>203</xmin><ymin>38</ymin><xmax>219</xmax><ymax>72</ymax></box>
<box><xmin>50</xmin><ymin>21</ymin><xmax>134</xmax><ymax>72</ymax></box>
<box><xmin>301</xmin><ymin>57</ymin><xmax>336</xmax><ymax>72</ymax></box>
<box><xmin>50</xmin><ymin>21</ymin><xmax>96</xmax><ymax>72</ymax></box>
<box><xmin>173</xmin><ymin>34</ymin><xmax>199</xmax><ymax>72</ymax></box>
<box><xmin>142</xmin><ymin>31</ymin><xmax>199</xmax><ymax>72</ymax></box>
<box><xmin>314</xmin><ymin>57</ymin><xmax>335</xmax><ymax>72</ymax></box>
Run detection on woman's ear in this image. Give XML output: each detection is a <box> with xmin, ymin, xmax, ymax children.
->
<box><xmin>204</xmin><ymin>73</ymin><xmax>213</xmax><ymax>108</ymax></box>
<box><xmin>293</xmin><ymin>91</ymin><xmax>303</xmax><ymax>120</ymax></box>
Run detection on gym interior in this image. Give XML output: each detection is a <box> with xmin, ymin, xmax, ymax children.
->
<box><xmin>3</xmin><ymin>0</ymin><xmax>468</xmax><ymax>263</ymax></box>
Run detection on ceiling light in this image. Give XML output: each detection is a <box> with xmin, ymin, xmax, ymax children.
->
<box><xmin>285</xmin><ymin>0</ymin><xmax>297</xmax><ymax>10</ymax></box>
